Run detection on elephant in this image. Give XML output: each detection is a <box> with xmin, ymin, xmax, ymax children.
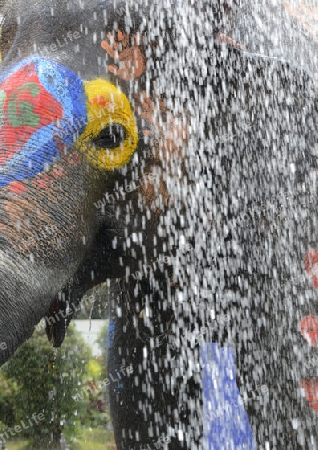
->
<box><xmin>0</xmin><ymin>0</ymin><xmax>317</xmax><ymax>449</ymax></box>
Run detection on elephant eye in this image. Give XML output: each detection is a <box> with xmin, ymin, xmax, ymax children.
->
<box><xmin>92</xmin><ymin>123</ymin><xmax>126</xmax><ymax>149</ymax></box>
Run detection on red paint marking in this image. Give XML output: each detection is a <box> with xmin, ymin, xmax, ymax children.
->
<box><xmin>67</xmin><ymin>152</ymin><xmax>81</xmax><ymax>166</ymax></box>
<box><xmin>7</xmin><ymin>181</ymin><xmax>27</xmax><ymax>194</ymax></box>
<box><xmin>90</xmin><ymin>96</ymin><xmax>114</xmax><ymax>109</ymax></box>
<box><xmin>301</xmin><ymin>379</ymin><xmax>318</xmax><ymax>411</ymax></box>
<box><xmin>52</xmin><ymin>166</ymin><xmax>65</xmax><ymax>179</ymax></box>
<box><xmin>31</xmin><ymin>154</ymin><xmax>79</xmax><ymax>189</ymax></box>
<box><xmin>0</xmin><ymin>63</ymin><xmax>63</xmax><ymax>166</ymax></box>
<box><xmin>305</xmin><ymin>250</ymin><xmax>318</xmax><ymax>288</ymax></box>
<box><xmin>33</xmin><ymin>173</ymin><xmax>50</xmax><ymax>190</ymax></box>
<box><xmin>53</xmin><ymin>133</ymin><xmax>67</xmax><ymax>157</ymax></box>
<box><xmin>91</xmin><ymin>96</ymin><xmax>106</xmax><ymax>105</ymax></box>
<box><xmin>216</xmin><ymin>33</ymin><xmax>245</xmax><ymax>51</ymax></box>
<box><xmin>300</xmin><ymin>315</ymin><xmax>318</xmax><ymax>347</ymax></box>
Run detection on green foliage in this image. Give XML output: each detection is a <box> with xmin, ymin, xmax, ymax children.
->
<box><xmin>0</xmin><ymin>321</ymin><xmax>112</xmax><ymax>449</ymax></box>
<box><xmin>95</xmin><ymin>321</ymin><xmax>109</xmax><ymax>381</ymax></box>
<box><xmin>70</xmin><ymin>322</ymin><xmax>110</xmax><ymax>431</ymax></box>
<box><xmin>0</xmin><ymin>376</ymin><xmax>18</xmax><ymax>427</ymax></box>
<box><xmin>72</xmin><ymin>429</ymin><xmax>116</xmax><ymax>450</ymax></box>
<box><xmin>0</xmin><ymin>324</ymin><xmax>91</xmax><ymax>448</ymax></box>
<box><xmin>78</xmin><ymin>356</ymin><xmax>110</xmax><ymax>429</ymax></box>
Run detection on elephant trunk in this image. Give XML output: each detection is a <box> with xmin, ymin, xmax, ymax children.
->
<box><xmin>0</xmin><ymin>249</ymin><xmax>77</xmax><ymax>364</ymax></box>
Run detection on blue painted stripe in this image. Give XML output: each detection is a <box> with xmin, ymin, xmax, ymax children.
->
<box><xmin>36</xmin><ymin>58</ymin><xmax>87</xmax><ymax>147</ymax></box>
<box><xmin>0</xmin><ymin>57</ymin><xmax>87</xmax><ymax>186</ymax></box>
<box><xmin>107</xmin><ymin>317</ymin><xmax>116</xmax><ymax>348</ymax></box>
<box><xmin>106</xmin><ymin>318</ymin><xmax>124</xmax><ymax>394</ymax></box>
<box><xmin>201</xmin><ymin>343</ymin><xmax>257</xmax><ymax>450</ymax></box>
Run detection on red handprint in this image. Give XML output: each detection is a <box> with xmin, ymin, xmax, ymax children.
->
<box><xmin>101</xmin><ymin>30</ymin><xmax>145</xmax><ymax>81</ymax></box>
<box><xmin>133</xmin><ymin>90</ymin><xmax>188</xmax><ymax>155</ymax></box>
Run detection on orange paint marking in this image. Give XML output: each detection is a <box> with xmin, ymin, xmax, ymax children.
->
<box><xmin>67</xmin><ymin>152</ymin><xmax>81</xmax><ymax>166</ymax></box>
<box><xmin>53</xmin><ymin>133</ymin><xmax>67</xmax><ymax>157</ymax></box>
<box><xmin>217</xmin><ymin>33</ymin><xmax>245</xmax><ymax>50</ymax></box>
<box><xmin>33</xmin><ymin>173</ymin><xmax>50</xmax><ymax>189</ymax></box>
<box><xmin>305</xmin><ymin>250</ymin><xmax>318</xmax><ymax>288</ymax></box>
<box><xmin>300</xmin><ymin>315</ymin><xmax>318</xmax><ymax>347</ymax></box>
<box><xmin>101</xmin><ymin>31</ymin><xmax>145</xmax><ymax>81</ymax></box>
<box><xmin>90</xmin><ymin>96</ymin><xmax>115</xmax><ymax>111</ymax></box>
<box><xmin>52</xmin><ymin>166</ymin><xmax>65</xmax><ymax>179</ymax></box>
<box><xmin>301</xmin><ymin>379</ymin><xmax>318</xmax><ymax>411</ymax></box>
<box><xmin>134</xmin><ymin>90</ymin><xmax>188</xmax><ymax>156</ymax></box>
<box><xmin>7</xmin><ymin>181</ymin><xmax>27</xmax><ymax>195</ymax></box>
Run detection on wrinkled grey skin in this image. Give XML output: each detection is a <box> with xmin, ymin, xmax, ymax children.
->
<box><xmin>0</xmin><ymin>0</ymin><xmax>171</xmax><ymax>361</ymax></box>
<box><xmin>0</xmin><ymin>0</ymin><xmax>317</xmax><ymax>448</ymax></box>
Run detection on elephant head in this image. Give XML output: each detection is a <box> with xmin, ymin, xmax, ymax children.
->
<box><xmin>0</xmin><ymin>0</ymin><xmax>243</xmax><ymax>363</ymax></box>
<box><xmin>0</xmin><ymin>0</ymin><xmax>159</xmax><ymax>361</ymax></box>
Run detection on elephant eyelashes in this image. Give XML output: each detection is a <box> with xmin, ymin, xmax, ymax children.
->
<box><xmin>92</xmin><ymin>124</ymin><xmax>126</xmax><ymax>150</ymax></box>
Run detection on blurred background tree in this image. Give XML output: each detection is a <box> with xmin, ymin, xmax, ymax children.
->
<box><xmin>95</xmin><ymin>321</ymin><xmax>108</xmax><ymax>381</ymax></box>
<box><xmin>0</xmin><ymin>282</ymin><xmax>113</xmax><ymax>449</ymax></box>
<box><xmin>0</xmin><ymin>324</ymin><xmax>92</xmax><ymax>448</ymax></box>
<box><xmin>0</xmin><ymin>375</ymin><xmax>18</xmax><ymax>430</ymax></box>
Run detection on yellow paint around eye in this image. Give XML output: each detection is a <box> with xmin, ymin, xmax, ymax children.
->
<box><xmin>76</xmin><ymin>79</ymin><xmax>138</xmax><ymax>170</ymax></box>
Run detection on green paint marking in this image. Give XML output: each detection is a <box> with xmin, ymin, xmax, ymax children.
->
<box><xmin>8</xmin><ymin>82</ymin><xmax>40</xmax><ymax>127</ymax></box>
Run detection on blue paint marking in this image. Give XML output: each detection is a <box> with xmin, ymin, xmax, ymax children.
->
<box><xmin>36</xmin><ymin>58</ymin><xmax>87</xmax><ymax>148</ymax></box>
<box><xmin>0</xmin><ymin>57</ymin><xmax>87</xmax><ymax>187</ymax></box>
<box><xmin>106</xmin><ymin>318</ymin><xmax>124</xmax><ymax>394</ymax></box>
<box><xmin>201</xmin><ymin>343</ymin><xmax>257</xmax><ymax>450</ymax></box>
<box><xmin>107</xmin><ymin>317</ymin><xmax>116</xmax><ymax>349</ymax></box>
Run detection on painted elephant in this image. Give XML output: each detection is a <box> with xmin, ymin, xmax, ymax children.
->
<box><xmin>0</xmin><ymin>0</ymin><xmax>317</xmax><ymax>449</ymax></box>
